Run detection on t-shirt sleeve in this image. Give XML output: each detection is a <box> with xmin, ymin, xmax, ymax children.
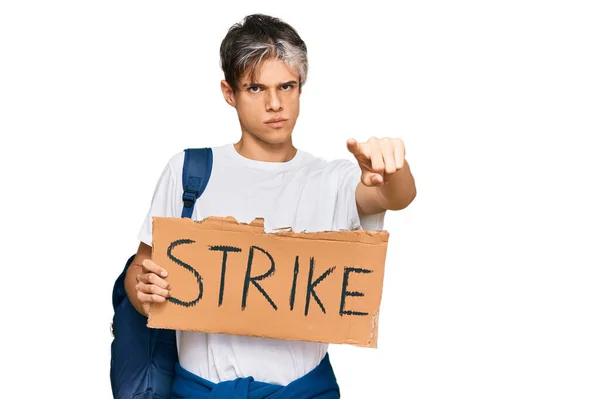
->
<box><xmin>333</xmin><ymin>160</ymin><xmax>386</xmax><ymax>231</ymax></box>
<box><xmin>137</xmin><ymin>157</ymin><xmax>180</xmax><ymax>247</ymax></box>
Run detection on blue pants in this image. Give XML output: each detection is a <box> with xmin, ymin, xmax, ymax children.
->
<box><xmin>170</xmin><ymin>353</ymin><xmax>341</xmax><ymax>399</ymax></box>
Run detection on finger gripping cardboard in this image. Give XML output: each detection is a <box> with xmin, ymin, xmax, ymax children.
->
<box><xmin>148</xmin><ymin>216</ymin><xmax>389</xmax><ymax>348</ymax></box>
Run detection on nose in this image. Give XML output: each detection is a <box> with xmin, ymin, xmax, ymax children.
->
<box><xmin>266</xmin><ymin>89</ymin><xmax>282</xmax><ymax>112</ymax></box>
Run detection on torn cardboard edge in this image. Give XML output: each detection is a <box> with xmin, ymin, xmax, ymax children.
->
<box><xmin>148</xmin><ymin>215</ymin><xmax>389</xmax><ymax>348</ymax></box>
<box><xmin>165</xmin><ymin>215</ymin><xmax>389</xmax><ymax>242</ymax></box>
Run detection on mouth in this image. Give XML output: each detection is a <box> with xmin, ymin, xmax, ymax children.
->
<box><xmin>264</xmin><ymin>118</ymin><xmax>288</xmax><ymax>128</ymax></box>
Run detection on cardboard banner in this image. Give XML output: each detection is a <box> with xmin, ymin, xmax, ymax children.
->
<box><xmin>148</xmin><ymin>216</ymin><xmax>389</xmax><ymax>348</ymax></box>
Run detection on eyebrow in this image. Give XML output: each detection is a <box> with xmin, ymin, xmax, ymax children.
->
<box><xmin>242</xmin><ymin>80</ymin><xmax>298</xmax><ymax>89</ymax></box>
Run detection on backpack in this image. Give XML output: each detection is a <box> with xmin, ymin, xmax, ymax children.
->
<box><xmin>110</xmin><ymin>148</ymin><xmax>213</xmax><ymax>399</ymax></box>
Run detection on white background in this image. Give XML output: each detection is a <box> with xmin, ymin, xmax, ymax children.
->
<box><xmin>1</xmin><ymin>1</ymin><xmax>599</xmax><ymax>398</ymax></box>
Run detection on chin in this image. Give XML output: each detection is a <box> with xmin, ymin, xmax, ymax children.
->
<box><xmin>256</xmin><ymin>130</ymin><xmax>293</xmax><ymax>145</ymax></box>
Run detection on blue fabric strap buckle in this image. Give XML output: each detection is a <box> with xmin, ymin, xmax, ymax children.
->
<box><xmin>182</xmin><ymin>187</ymin><xmax>199</xmax><ymax>208</ymax></box>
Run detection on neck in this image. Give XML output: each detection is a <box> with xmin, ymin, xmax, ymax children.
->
<box><xmin>234</xmin><ymin>133</ymin><xmax>297</xmax><ymax>163</ymax></box>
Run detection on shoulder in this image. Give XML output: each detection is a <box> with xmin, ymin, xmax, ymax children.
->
<box><xmin>158</xmin><ymin>151</ymin><xmax>184</xmax><ymax>181</ymax></box>
<box><xmin>164</xmin><ymin>144</ymin><xmax>230</xmax><ymax>173</ymax></box>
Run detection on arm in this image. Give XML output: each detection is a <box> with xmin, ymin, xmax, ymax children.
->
<box><xmin>347</xmin><ymin>137</ymin><xmax>417</xmax><ymax>216</ymax></box>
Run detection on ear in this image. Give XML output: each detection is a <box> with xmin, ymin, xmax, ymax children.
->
<box><xmin>221</xmin><ymin>80</ymin><xmax>236</xmax><ymax>107</ymax></box>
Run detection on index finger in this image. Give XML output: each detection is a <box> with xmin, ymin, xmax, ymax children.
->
<box><xmin>347</xmin><ymin>138</ymin><xmax>370</xmax><ymax>159</ymax></box>
<box><xmin>142</xmin><ymin>258</ymin><xmax>168</xmax><ymax>277</ymax></box>
<box><xmin>346</xmin><ymin>138</ymin><xmax>362</xmax><ymax>155</ymax></box>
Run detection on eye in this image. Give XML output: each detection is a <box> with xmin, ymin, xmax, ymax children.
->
<box><xmin>281</xmin><ymin>84</ymin><xmax>293</xmax><ymax>91</ymax></box>
<box><xmin>248</xmin><ymin>85</ymin><xmax>261</xmax><ymax>93</ymax></box>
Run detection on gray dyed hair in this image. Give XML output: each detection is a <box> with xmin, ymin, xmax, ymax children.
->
<box><xmin>220</xmin><ymin>14</ymin><xmax>308</xmax><ymax>92</ymax></box>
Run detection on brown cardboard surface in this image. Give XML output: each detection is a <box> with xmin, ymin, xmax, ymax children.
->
<box><xmin>147</xmin><ymin>216</ymin><xmax>389</xmax><ymax>348</ymax></box>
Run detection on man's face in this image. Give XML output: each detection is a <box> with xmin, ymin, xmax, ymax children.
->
<box><xmin>224</xmin><ymin>58</ymin><xmax>301</xmax><ymax>146</ymax></box>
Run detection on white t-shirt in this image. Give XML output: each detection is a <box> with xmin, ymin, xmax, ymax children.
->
<box><xmin>138</xmin><ymin>143</ymin><xmax>385</xmax><ymax>385</ymax></box>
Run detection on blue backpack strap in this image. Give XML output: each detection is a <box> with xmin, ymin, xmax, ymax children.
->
<box><xmin>181</xmin><ymin>148</ymin><xmax>213</xmax><ymax>218</ymax></box>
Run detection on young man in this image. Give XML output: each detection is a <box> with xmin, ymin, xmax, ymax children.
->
<box><xmin>125</xmin><ymin>13</ymin><xmax>416</xmax><ymax>398</ymax></box>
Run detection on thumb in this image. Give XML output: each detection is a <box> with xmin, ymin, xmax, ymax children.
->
<box><xmin>362</xmin><ymin>171</ymin><xmax>384</xmax><ymax>187</ymax></box>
